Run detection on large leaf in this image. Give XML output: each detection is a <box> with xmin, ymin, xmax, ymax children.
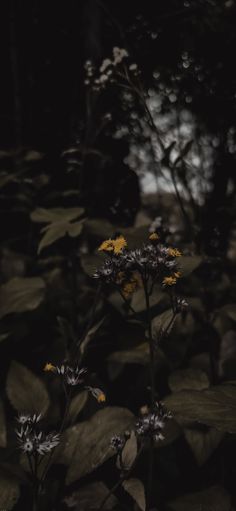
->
<box><xmin>131</xmin><ymin>288</ymin><xmax>165</xmax><ymax>313</ymax></box>
<box><xmin>164</xmin><ymin>382</ymin><xmax>236</xmax><ymax>433</ymax></box>
<box><xmin>0</xmin><ymin>475</ymin><xmax>20</xmax><ymax>510</ymax></box>
<box><xmin>67</xmin><ymin>391</ymin><xmax>88</xmax><ymax>424</ymax></box>
<box><xmin>64</xmin><ymin>481</ymin><xmax>117</xmax><ymax>510</ymax></box>
<box><xmin>84</xmin><ymin>218</ymin><xmax>114</xmax><ymax>239</ymax></box>
<box><xmin>108</xmin><ymin>343</ymin><xmax>150</xmax><ymax>366</ymax></box>
<box><xmin>184</xmin><ymin>427</ymin><xmax>224</xmax><ymax>466</ymax></box>
<box><xmin>168</xmin><ymin>485</ymin><xmax>231</xmax><ymax>511</ymax></box>
<box><xmin>120</xmin><ymin>431</ymin><xmax>137</xmax><ymax>470</ymax></box>
<box><xmin>0</xmin><ymin>399</ymin><xmax>7</xmax><ymax>447</ymax></box>
<box><xmin>0</xmin><ymin>277</ymin><xmax>45</xmax><ymax>319</ymax></box>
<box><xmin>80</xmin><ymin>254</ymin><xmax>104</xmax><ymax>277</ymax></box>
<box><xmin>179</xmin><ymin>255</ymin><xmax>202</xmax><ymax>277</ymax></box>
<box><xmin>31</xmin><ymin>207</ymin><xmax>84</xmax><ymax>223</ymax></box>
<box><xmin>80</xmin><ymin>317</ymin><xmax>105</xmax><ymax>355</ymax></box>
<box><xmin>6</xmin><ymin>360</ymin><xmax>50</xmax><ymax>415</ymax></box>
<box><xmin>58</xmin><ymin>407</ymin><xmax>134</xmax><ymax>484</ymax></box>
<box><xmin>169</xmin><ymin>368</ymin><xmax>209</xmax><ymax>393</ymax></box>
<box><xmin>152</xmin><ymin>308</ymin><xmax>176</xmax><ymax>341</ymax></box>
<box><xmin>122</xmin><ymin>478</ymin><xmax>146</xmax><ymax>511</ymax></box>
<box><xmin>38</xmin><ymin>220</ymin><xmax>83</xmax><ymax>254</ymax></box>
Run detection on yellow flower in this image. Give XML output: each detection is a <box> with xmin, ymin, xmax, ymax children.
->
<box><xmin>44</xmin><ymin>362</ymin><xmax>56</xmax><ymax>372</ymax></box>
<box><xmin>168</xmin><ymin>247</ymin><xmax>182</xmax><ymax>257</ymax></box>
<box><xmin>97</xmin><ymin>392</ymin><xmax>106</xmax><ymax>403</ymax></box>
<box><xmin>87</xmin><ymin>386</ymin><xmax>106</xmax><ymax>403</ymax></box>
<box><xmin>174</xmin><ymin>271</ymin><xmax>181</xmax><ymax>279</ymax></box>
<box><xmin>122</xmin><ymin>281</ymin><xmax>137</xmax><ymax>298</ymax></box>
<box><xmin>113</xmin><ymin>236</ymin><xmax>127</xmax><ymax>254</ymax></box>
<box><xmin>162</xmin><ymin>276</ymin><xmax>177</xmax><ymax>286</ymax></box>
<box><xmin>149</xmin><ymin>232</ymin><xmax>159</xmax><ymax>241</ymax></box>
<box><xmin>98</xmin><ymin>239</ymin><xmax>115</xmax><ymax>253</ymax></box>
<box><xmin>98</xmin><ymin>236</ymin><xmax>127</xmax><ymax>255</ymax></box>
<box><xmin>121</xmin><ymin>273</ymin><xmax>140</xmax><ymax>298</ymax></box>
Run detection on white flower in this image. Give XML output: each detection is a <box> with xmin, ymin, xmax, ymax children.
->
<box><xmin>99</xmin><ymin>74</ymin><xmax>108</xmax><ymax>83</ymax></box>
<box><xmin>22</xmin><ymin>440</ymin><xmax>34</xmax><ymax>453</ymax></box>
<box><xmin>36</xmin><ymin>433</ymin><xmax>60</xmax><ymax>455</ymax></box>
<box><xmin>113</xmin><ymin>47</ymin><xmax>129</xmax><ymax>65</ymax></box>
<box><xmin>129</xmin><ymin>63</ymin><xmax>138</xmax><ymax>71</ymax></box>
<box><xmin>100</xmin><ymin>58</ymin><xmax>112</xmax><ymax>73</ymax></box>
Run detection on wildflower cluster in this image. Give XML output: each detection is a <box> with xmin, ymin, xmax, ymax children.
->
<box><xmin>44</xmin><ymin>363</ymin><xmax>87</xmax><ymax>387</ymax></box>
<box><xmin>135</xmin><ymin>402</ymin><xmax>172</xmax><ymax>443</ymax></box>
<box><xmin>44</xmin><ymin>363</ymin><xmax>106</xmax><ymax>403</ymax></box>
<box><xmin>84</xmin><ymin>47</ymin><xmax>139</xmax><ymax>92</ymax></box>
<box><xmin>16</xmin><ymin>413</ymin><xmax>59</xmax><ymax>456</ymax></box>
<box><xmin>94</xmin><ymin>234</ymin><xmax>182</xmax><ymax>295</ymax></box>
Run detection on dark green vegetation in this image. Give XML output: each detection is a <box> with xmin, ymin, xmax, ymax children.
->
<box><xmin>1</xmin><ymin>1</ymin><xmax>236</xmax><ymax>510</ymax></box>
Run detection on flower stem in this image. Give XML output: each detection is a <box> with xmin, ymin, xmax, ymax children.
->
<box><xmin>143</xmin><ymin>278</ymin><xmax>155</xmax><ymax>511</ymax></box>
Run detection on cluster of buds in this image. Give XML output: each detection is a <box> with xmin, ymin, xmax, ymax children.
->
<box><xmin>44</xmin><ymin>363</ymin><xmax>106</xmax><ymax>403</ymax></box>
<box><xmin>84</xmin><ymin>47</ymin><xmax>139</xmax><ymax>92</ymax></box>
<box><xmin>94</xmin><ymin>233</ymin><xmax>182</xmax><ymax>297</ymax></box>
<box><xmin>135</xmin><ymin>402</ymin><xmax>172</xmax><ymax>443</ymax></box>
<box><xmin>16</xmin><ymin>413</ymin><xmax>59</xmax><ymax>456</ymax></box>
<box><xmin>110</xmin><ymin>434</ymin><xmax>126</xmax><ymax>453</ymax></box>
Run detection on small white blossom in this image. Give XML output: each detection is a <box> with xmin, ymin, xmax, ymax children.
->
<box><xmin>100</xmin><ymin>58</ymin><xmax>112</xmax><ymax>73</ymax></box>
<box><xmin>129</xmin><ymin>63</ymin><xmax>138</xmax><ymax>71</ymax></box>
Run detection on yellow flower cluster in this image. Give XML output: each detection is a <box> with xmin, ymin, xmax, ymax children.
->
<box><xmin>44</xmin><ymin>362</ymin><xmax>56</xmax><ymax>372</ymax></box>
<box><xmin>98</xmin><ymin>236</ymin><xmax>127</xmax><ymax>255</ymax></box>
<box><xmin>149</xmin><ymin>232</ymin><xmax>159</xmax><ymax>241</ymax></box>
<box><xmin>168</xmin><ymin>247</ymin><xmax>182</xmax><ymax>257</ymax></box>
<box><xmin>162</xmin><ymin>271</ymin><xmax>181</xmax><ymax>286</ymax></box>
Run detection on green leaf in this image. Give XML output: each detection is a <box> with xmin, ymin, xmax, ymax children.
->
<box><xmin>108</xmin><ymin>343</ymin><xmax>150</xmax><ymax>366</ymax></box>
<box><xmin>38</xmin><ymin>222</ymin><xmax>68</xmax><ymax>253</ymax></box>
<box><xmin>67</xmin><ymin>391</ymin><xmax>88</xmax><ymax>424</ymax></box>
<box><xmin>168</xmin><ymin>485</ymin><xmax>231</xmax><ymax>511</ymax></box>
<box><xmin>64</xmin><ymin>482</ymin><xmax>118</xmax><ymax>510</ymax></box>
<box><xmin>38</xmin><ymin>220</ymin><xmax>83</xmax><ymax>253</ymax></box>
<box><xmin>67</xmin><ymin>221</ymin><xmax>83</xmax><ymax>237</ymax></box>
<box><xmin>6</xmin><ymin>360</ymin><xmax>50</xmax><ymax>415</ymax></box>
<box><xmin>152</xmin><ymin>309</ymin><xmax>176</xmax><ymax>340</ymax></box>
<box><xmin>0</xmin><ymin>277</ymin><xmax>45</xmax><ymax>319</ymax></box>
<box><xmin>131</xmin><ymin>288</ymin><xmax>165</xmax><ymax>313</ymax></box>
<box><xmin>179</xmin><ymin>255</ymin><xmax>202</xmax><ymax>276</ymax></box>
<box><xmin>184</xmin><ymin>427</ymin><xmax>224</xmax><ymax>466</ymax></box>
<box><xmin>58</xmin><ymin>407</ymin><xmax>134</xmax><ymax>484</ymax></box>
<box><xmin>169</xmin><ymin>368</ymin><xmax>209</xmax><ymax>393</ymax></box>
<box><xmin>0</xmin><ymin>332</ymin><xmax>10</xmax><ymax>343</ymax></box>
<box><xmin>0</xmin><ymin>399</ymin><xmax>7</xmax><ymax>448</ymax></box>
<box><xmin>31</xmin><ymin>207</ymin><xmax>84</xmax><ymax>223</ymax></box>
<box><xmin>121</xmin><ymin>431</ymin><xmax>138</xmax><ymax>470</ymax></box>
<box><xmin>80</xmin><ymin>317</ymin><xmax>105</xmax><ymax>355</ymax></box>
<box><xmin>80</xmin><ymin>254</ymin><xmax>104</xmax><ymax>277</ymax></box>
<box><xmin>0</xmin><ymin>475</ymin><xmax>20</xmax><ymax>510</ymax></box>
<box><xmin>85</xmin><ymin>218</ymin><xmax>114</xmax><ymax>239</ymax></box>
<box><xmin>164</xmin><ymin>382</ymin><xmax>236</xmax><ymax>433</ymax></box>
<box><xmin>221</xmin><ymin>303</ymin><xmax>236</xmax><ymax>322</ymax></box>
<box><xmin>122</xmin><ymin>478</ymin><xmax>146</xmax><ymax>511</ymax></box>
